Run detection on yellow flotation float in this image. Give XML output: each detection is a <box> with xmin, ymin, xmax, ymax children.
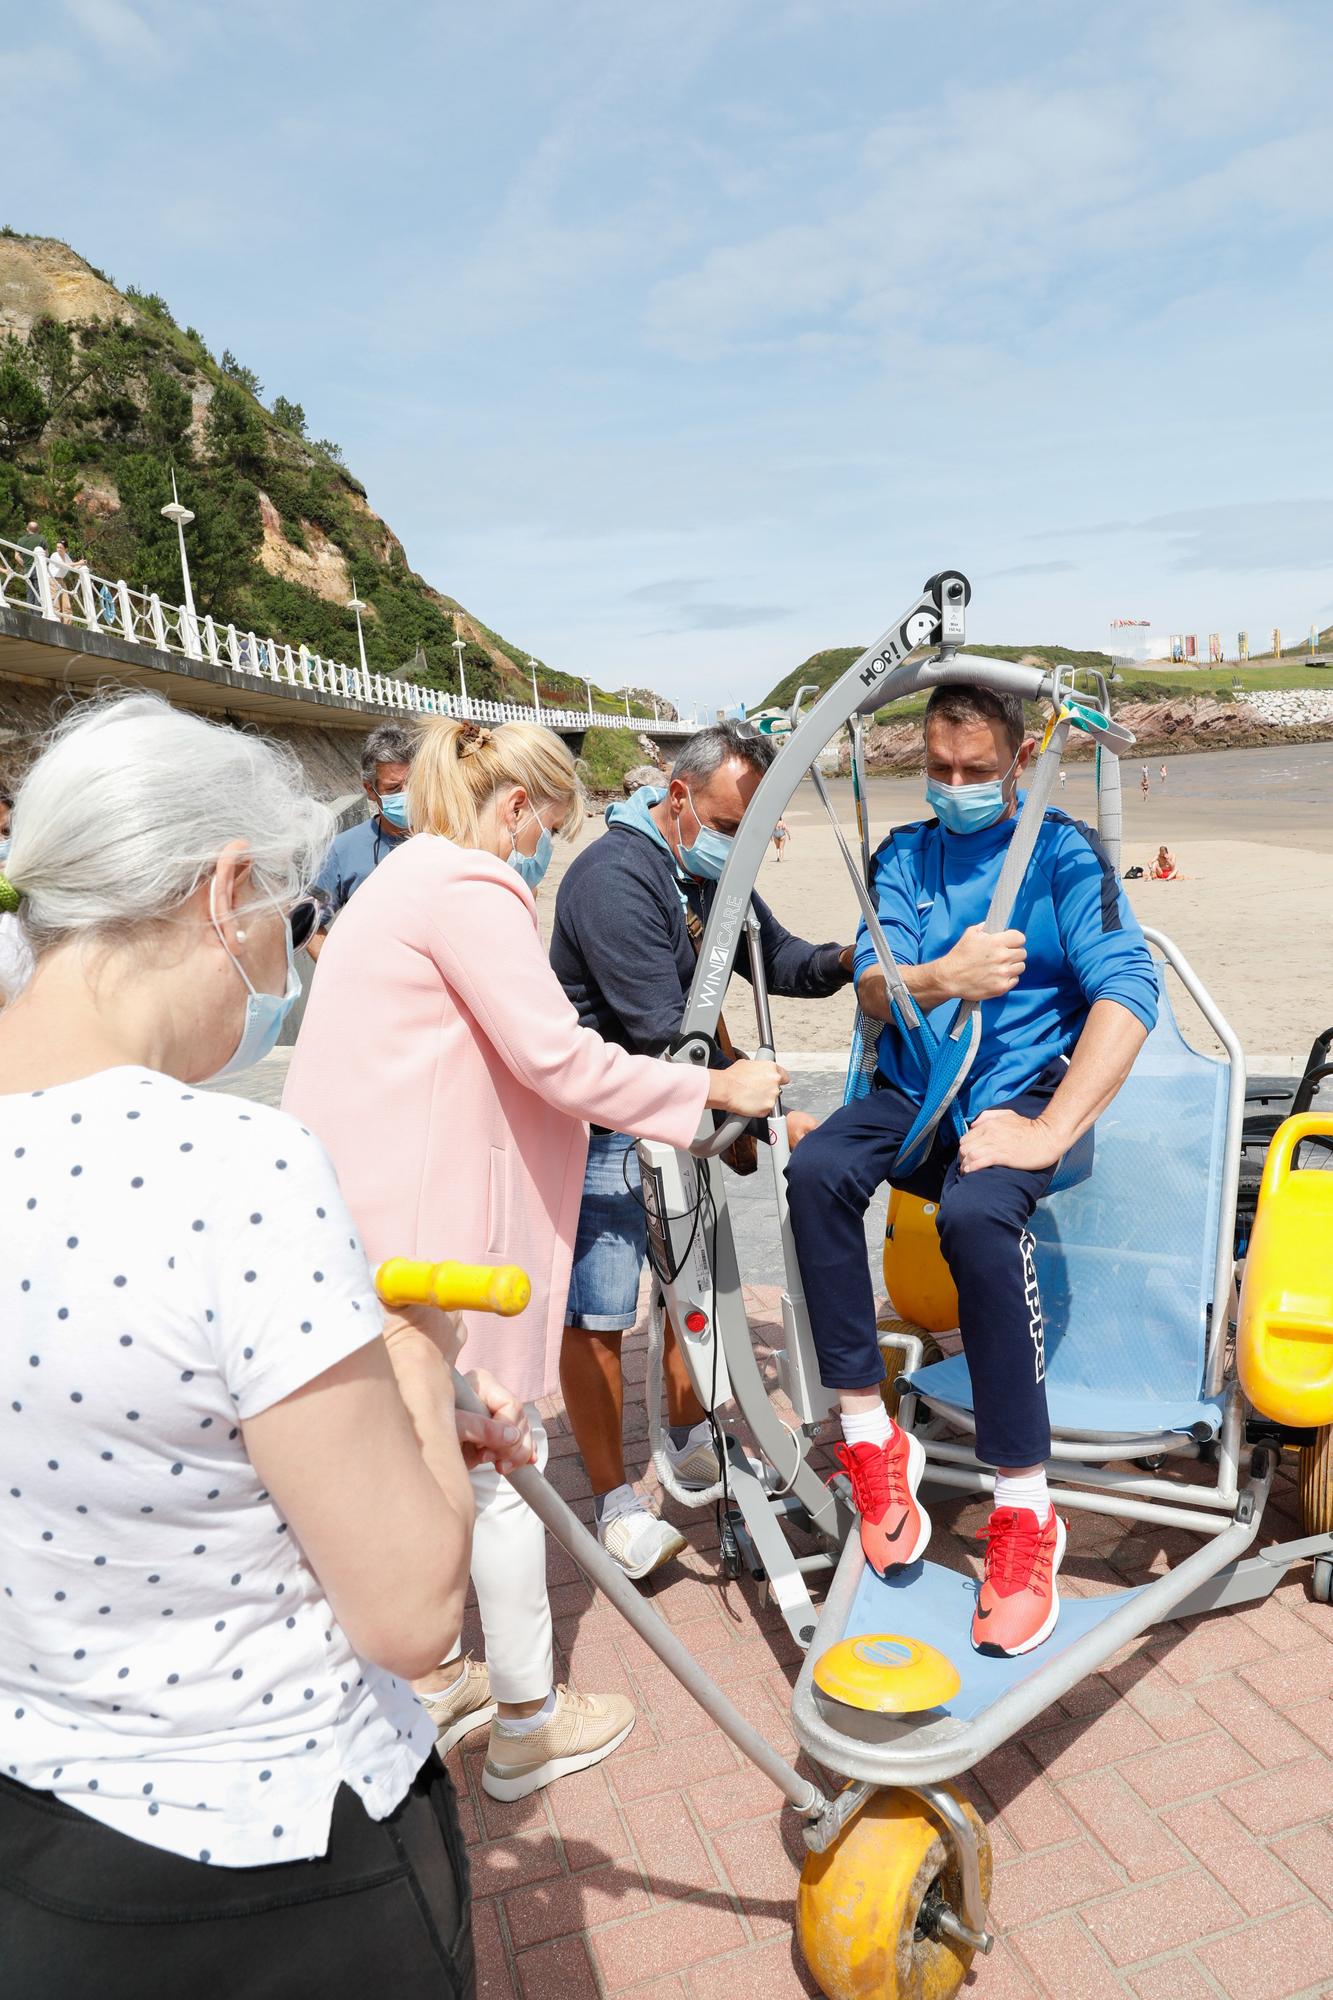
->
<box><xmin>1237</xmin><ymin>1115</ymin><xmax>1333</xmax><ymax>1428</ymax></box>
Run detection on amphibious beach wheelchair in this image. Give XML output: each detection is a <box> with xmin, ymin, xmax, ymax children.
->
<box><xmin>381</xmin><ymin>571</ymin><xmax>1333</xmax><ymax>2000</ymax></box>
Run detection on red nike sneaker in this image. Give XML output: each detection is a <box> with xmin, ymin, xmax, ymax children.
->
<box><xmin>971</xmin><ymin>1506</ymin><xmax>1066</xmax><ymax>1657</ymax></box>
<box><xmin>833</xmin><ymin>1427</ymin><xmax>931</xmax><ymax>1576</ymax></box>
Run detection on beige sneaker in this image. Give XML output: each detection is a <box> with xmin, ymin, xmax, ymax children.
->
<box><xmin>481</xmin><ymin>1685</ymin><xmax>636</xmax><ymax>1801</ymax></box>
<box><xmin>598</xmin><ymin>1493</ymin><xmax>687</xmax><ymax>1580</ymax></box>
<box><xmin>416</xmin><ymin>1657</ymin><xmax>496</xmax><ymax>1755</ymax></box>
<box><xmin>664</xmin><ymin>1421</ymin><xmax>722</xmax><ymax>1490</ymax></box>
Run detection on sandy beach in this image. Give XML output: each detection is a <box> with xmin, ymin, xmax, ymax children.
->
<box><xmin>541</xmin><ymin>742</ymin><xmax>1333</xmax><ymax>1073</ymax></box>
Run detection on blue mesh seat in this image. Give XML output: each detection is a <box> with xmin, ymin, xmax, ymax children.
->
<box><xmin>904</xmin><ymin>967</ymin><xmax>1229</xmax><ymax>1442</ymax></box>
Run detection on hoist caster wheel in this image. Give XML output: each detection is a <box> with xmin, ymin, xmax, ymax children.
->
<box><xmin>797</xmin><ymin>1787</ymin><xmax>992</xmax><ymax>2000</ymax></box>
<box><xmin>1312</xmin><ymin>1554</ymin><xmax>1333</xmax><ymax>1608</ymax></box>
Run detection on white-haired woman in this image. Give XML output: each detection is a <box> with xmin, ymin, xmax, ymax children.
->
<box><xmin>0</xmin><ymin>695</ymin><xmax>512</xmax><ymax>1997</ymax></box>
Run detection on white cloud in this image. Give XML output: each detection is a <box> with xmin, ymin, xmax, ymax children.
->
<box><xmin>62</xmin><ymin>0</ymin><xmax>164</xmax><ymax>63</ymax></box>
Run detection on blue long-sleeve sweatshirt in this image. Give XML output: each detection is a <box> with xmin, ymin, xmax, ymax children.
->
<box><xmin>855</xmin><ymin>799</ymin><xmax>1158</xmax><ymax>1118</ymax></box>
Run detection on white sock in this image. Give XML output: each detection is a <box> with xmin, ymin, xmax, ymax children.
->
<box><xmin>993</xmin><ymin>1469</ymin><xmax>1051</xmax><ymax>1521</ymax></box>
<box><xmin>433</xmin><ymin>1658</ymin><xmax>467</xmax><ymax>1696</ymax></box>
<box><xmin>495</xmin><ymin>1688</ymin><xmax>557</xmax><ymax>1737</ymax></box>
<box><xmin>841</xmin><ymin>1404</ymin><xmax>895</xmax><ymax>1450</ymax></box>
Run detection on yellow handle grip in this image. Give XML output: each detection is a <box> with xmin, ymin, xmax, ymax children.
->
<box><xmin>1259</xmin><ymin>1113</ymin><xmax>1333</xmax><ymax>1207</ymax></box>
<box><xmin>374</xmin><ymin>1259</ymin><xmax>532</xmax><ymax>1317</ymax></box>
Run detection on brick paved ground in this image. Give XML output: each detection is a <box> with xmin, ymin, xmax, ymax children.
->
<box><xmin>451</xmin><ymin>1289</ymin><xmax>1333</xmax><ymax>2000</ymax></box>
<box><xmin>216</xmin><ymin>1054</ymin><xmax>1331</xmax><ymax>1994</ymax></box>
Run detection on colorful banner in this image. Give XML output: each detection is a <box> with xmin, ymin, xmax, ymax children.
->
<box><xmin>1184</xmin><ymin>634</ymin><xmax>1197</xmax><ymax>659</ymax></box>
<box><xmin>1272</xmin><ymin>628</ymin><xmax>1282</xmax><ymax>658</ymax></box>
<box><xmin>1238</xmin><ymin>630</ymin><xmax>1248</xmax><ymax>661</ymax></box>
<box><xmin>1207</xmin><ymin>633</ymin><xmax>1222</xmax><ymax>662</ymax></box>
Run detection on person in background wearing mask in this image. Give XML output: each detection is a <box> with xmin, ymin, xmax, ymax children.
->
<box><xmin>306</xmin><ymin>723</ymin><xmax>418</xmax><ymax>959</ymax></box>
<box><xmin>785</xmin><ymin>684</ymin><xmax>1157</xmax><ymax>1660</ymax></box>
<box><xmin>550</xmin><ymin>721</ymin><xmax>854</xmax><ymax>1579</ymax></box>
<box><xmin>284</xmin><ymin>718</ymin><xmax>786</xmax><ymax>1798</ymax></box>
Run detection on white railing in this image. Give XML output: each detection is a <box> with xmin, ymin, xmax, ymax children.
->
<box><xmin>0</xmin><ymin>533</ymin><xmax>691</xmax><ymax>734</ymax></box>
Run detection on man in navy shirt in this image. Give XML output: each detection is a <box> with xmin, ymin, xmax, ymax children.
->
<box><xmin>307</xmin><ymin>723</ymin><xmax>418</xmax><ymax>959</ymax></box>
<box><xmin>786</xmin><ymin>684</ymin><xmax>1157</xmax><ymax>1658</ymax></box>
<box><xmin>552</xmin><ymin>723</ymin><xmax>853</xmax><ymax>1580</ymax></box>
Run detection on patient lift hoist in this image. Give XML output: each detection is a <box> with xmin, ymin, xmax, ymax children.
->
<box><xmin>385</xmin><ymin>569</ymin><xmax>1331</xmax><ymax>1999</ymax></box>
<box><xmin>629</xmin><ymin>568</ymin><xmax>1332</xmax><ymax>1986</ymax></box>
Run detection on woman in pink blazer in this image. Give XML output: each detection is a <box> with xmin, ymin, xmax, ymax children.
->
<box><xmin>284</xmin><ymin>718</ymin><xmax>783</xmax><ymax>1804</ymax></box>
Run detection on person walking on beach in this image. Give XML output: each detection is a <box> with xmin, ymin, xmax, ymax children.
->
<box><xmin>1159</xmin><ymin>764</ymin><xmax>1167</xmax><ymax>785</ymax></box>
<box><xmin>1140</xmin><ymin>770</ymin><xmax>1150</xmax><ymax>803</ymax></box>
<box><xmin>550</xmin><ymin>721</ymin><xmax>853</xmax><ymax>1580</ymax></box>
<box><xmin>284</xmin><ymin>719</ymin><xmax>784</xmax><ymax>1797</ymax></box>
<box><xmin>773</xmin><ymin>816</ymin><xmax>791</xmax><ymax>860</ymax></box>
<box><xmin>307</xmin><ymin>723</ymin><xmax>418</xmax><ymax>957</ymax></box>
<box><xmin>0</xmin><ymin>694</ymin><xmax>510</xmax><ymax>1997</ymax></box>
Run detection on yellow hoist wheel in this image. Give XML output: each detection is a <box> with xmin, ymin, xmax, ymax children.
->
<box><xmin>798</xmin><ymin>1788</ymin><xmax>992</xmax><ymax>2000</ymax></box>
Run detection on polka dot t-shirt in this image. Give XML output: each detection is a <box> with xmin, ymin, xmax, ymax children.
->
<box><xmin>0</xmin><ymin>1067</ymin><xmax>434</xmax><ymax>1867</ymax></box>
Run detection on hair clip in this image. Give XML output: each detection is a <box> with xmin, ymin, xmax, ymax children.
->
<box><xmin>0</xmin><ymin>872</ymin><xmax>22</xmax><ymax>915</ymax></box>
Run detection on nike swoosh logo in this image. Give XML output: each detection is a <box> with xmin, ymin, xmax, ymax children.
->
<box><xmin>884</xmin><ymin>1515</ymin><xmax>909</xmax><ymax>1543</ymax></box>
<box><xmin>974</xmin><ymin>1604</ymin><xmax>992</xmax><ymax>1620</ymax></box>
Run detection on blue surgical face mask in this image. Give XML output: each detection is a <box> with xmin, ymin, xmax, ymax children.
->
<box><xmin>377</xmin><ymin>790</ymin><xmax>410</xmax><ymax>832</ymax></box>
<box><xmin>508</xmin><ymin>808</ymin><xmax>553</xmax><ymax>890</ymax></box>
<box><xmin>204</xmin><ymin>882</ymin><xmax>303</xmax><ymax>1082</ymax></box>
<box><xmin>925</xmin><ymin>751</ymin><xmax>1020</xmax><ymax>836</ymax></box>
<box><xmin>0</xmin><ymin>838</ymin><xmax>10</xmax><ymax>866</ymax></box>
<box><xmin>679</xmin><ymin>788</ymin><xmax>734</xmax><ymax>882</ymax></box>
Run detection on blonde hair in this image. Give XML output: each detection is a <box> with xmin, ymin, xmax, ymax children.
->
<box><xmin>408</xmin><ymin>720</ymin><xmax>584</xmax><ymax>847</ymax></box>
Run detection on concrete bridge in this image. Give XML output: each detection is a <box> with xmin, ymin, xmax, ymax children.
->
<box><xmin>0</xmin><ymin>535</ymin><xmax>697</xmax><ymax>798</ymax></box>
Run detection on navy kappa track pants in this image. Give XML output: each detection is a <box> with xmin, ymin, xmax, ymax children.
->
<box><xmin>785</xmin><ymin>1063</ymin><xmax>1066</xmax><ymax>1468</ymax></box>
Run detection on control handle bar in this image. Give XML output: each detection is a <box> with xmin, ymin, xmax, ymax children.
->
<box><xmin>374</xmin><ymin>1258</ymin><xmax>532</xmax><ymax>1317</ymax></box>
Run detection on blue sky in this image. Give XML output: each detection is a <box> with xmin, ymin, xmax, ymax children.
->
<box><xmin>5</xmin><ymin>0</ymin><xmax>1332</xmax><ymax>707</ymax></box>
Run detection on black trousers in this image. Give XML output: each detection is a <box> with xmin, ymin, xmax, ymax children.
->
<box><xmin>786</xmin><ymin>1064</ymin><xmax>1064</xmax><ymax>1467</ymax></box>
<box><xmin>0</xmin><ymin>1754</ymin><xmax>473</xmax><ymax>2000</ymax></box>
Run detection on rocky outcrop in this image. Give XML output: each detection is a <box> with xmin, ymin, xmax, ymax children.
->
<box><xmin>839</xmin><ymin>694</ymin><xmax>1333</xmax><ymax>777</ymax></box>
<box><xmin>0</xmin><ymin>235</ymin><xmax>132</xmax><ymax>338</ymax></box>
<box><xmin>255</xmin><ymin>492</ymin><xmax>353</xmax><ymax>605</ymax></box>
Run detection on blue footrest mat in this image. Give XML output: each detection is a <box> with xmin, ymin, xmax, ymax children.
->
<box><xmin>838</xmin><ymin>1557</ymin><xmax>1143</xmax><ymax>1722</ymax></box>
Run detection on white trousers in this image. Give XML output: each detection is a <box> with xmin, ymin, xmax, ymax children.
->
<box><xmin>444</xmin><ymin>1404</ymin><xmax>553</xmax><ymax>1705</ymax></box>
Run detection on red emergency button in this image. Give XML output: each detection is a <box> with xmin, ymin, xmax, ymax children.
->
<box><xmin>684</xmin><ymin>1309</ymin><xmax>709</xmax><ymax>1334</ymax></box>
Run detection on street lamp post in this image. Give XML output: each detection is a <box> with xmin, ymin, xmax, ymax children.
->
<box><xmin>527</xmin><ymin>657</ymin><xmax>541</xmax><ymax>716</ymax></box>
<box><xmin>160</xmin><ymin>469</ymin><xmax>198</xmax><ymax>652</ymax></box>
<box><xmin>452</xmin><ymin>633</ymin><xmax>469</xmax><ymax>714</ymax></box>
<box><xmin>346</xmin><ymin>578</ymin><xmax>370</xmax><ymax>690</ymax></box>
<box><xmin>584</xmin><ymin>678</ymin><xmax>594</xmax><ymax>724</ymax></box>
<box><xmin>623</xmin><ymin>686</ymin><xmax>632</xmax><ymax>721</ymax></box>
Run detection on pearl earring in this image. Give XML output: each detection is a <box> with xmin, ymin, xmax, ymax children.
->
<box><xmin>235</xmin><ymin>929</ymin><xmax>247</xmax><ymax>942</ymax></box>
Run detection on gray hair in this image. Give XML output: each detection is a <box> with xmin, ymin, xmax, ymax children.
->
<box><xmin>5</xmin><ymin>694</ymin><xmax>333</xmax><ymax>959</ymax></box>
<box><xmin>670</xmin><ymin>720</ymin><xmax>774</xmax><ymax>786</ymax></box>
<box><xmin>359</xmin><ymin>722</ymin><xmax>420</xmax><ymax>785</ymax></box>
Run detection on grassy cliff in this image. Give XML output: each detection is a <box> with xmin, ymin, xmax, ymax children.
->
<box><xmin>0</xmin><ymin>231</ymin><xmax>665</xmax><ymax>715</ymax></box>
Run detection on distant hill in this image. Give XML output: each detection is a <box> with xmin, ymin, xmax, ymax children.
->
<box><xmin>755</xmin><ymin>641</ymin><xmax>1117</xmax><ymax>714</ymax></box>
<box><xmin>0</xmin><ymin>230</ymin><xmax>670</xmax><ymax>716</ymax></box>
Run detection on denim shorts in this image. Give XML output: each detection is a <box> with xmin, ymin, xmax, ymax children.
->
<box><xmin>565</xmin><ymin>1132</ymin><xmax>649</xmax><ymax>1332</ymax></box>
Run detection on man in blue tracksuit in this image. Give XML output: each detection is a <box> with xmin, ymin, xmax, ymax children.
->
<box><xmin>786</xmin><ymin>683</ymin><xmax>1157</xmax><ymax>1657</ymax></box>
